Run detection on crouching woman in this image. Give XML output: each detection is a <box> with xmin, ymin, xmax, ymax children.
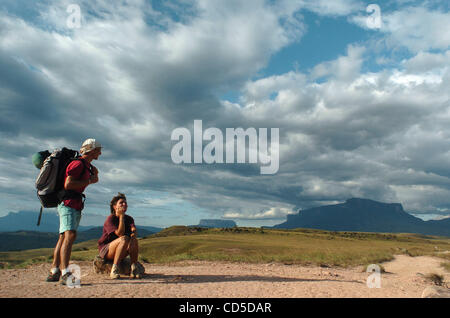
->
<box><xmin>98</xmin><ymin>193</ymin><xmax>143</xmax><ymax>279</ymax></box>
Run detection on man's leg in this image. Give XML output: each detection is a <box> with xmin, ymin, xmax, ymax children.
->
<box><xmin>58</xmin><ymin>204</ymin><xmax>81</xmax><ymax>268</ymax></box>
<box><xmin>48</xmin><ymin>202</ymin><xmax>72</xmax><ymax>282</ymax></box>
<box><xmin>46</xmin><ymin>233</ymin><xmax>64</xmax><ymax>281</ymax></box>
<box><xmin>60</xmin><ymin>230</ymin><xmax>77</xmax><ymax>270</ymax></box>
<box><xmin>51</xmin><ymin>233</ymin><xmax>64</xmax><ymax>268</ymax></box>
<box><xmin>57</xmin><ymin>203</ymin><xmax>82</xmax><ymax>285</ymax></box>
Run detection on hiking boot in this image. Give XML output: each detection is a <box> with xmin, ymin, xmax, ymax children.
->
<box><xmin>46</xmin><ymin>270</ymin><xmax>61</xmax><ymax>282</ymax></box>
<box><xmin>131</xmin><ymin>263</ymin><xmax>142</xmax><ymax>279</ymax></box>
<box><xmin>110</xmin><ymin>265</ymin><xmax>120</xmax><ymax>279</ymax></box>
<box><xmin>132</xmin><ymin>262</ymin><xmax>145</xmax><ymax>278</ymax></box>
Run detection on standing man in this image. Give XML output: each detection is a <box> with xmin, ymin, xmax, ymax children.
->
<box><xmin>46</xmin><ymin>138</ymin><xmax>102</xmax><ymax>285</ymax></box>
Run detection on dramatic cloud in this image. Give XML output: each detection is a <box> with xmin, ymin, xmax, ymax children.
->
<box><xmin>1</xmin><ymin>1</ymin><xmax>450</xmax><ymax>227</ymax></box>
<box><xmin>351</xmin><ymin>5</ymin><xmax>450</xmax><ymax>52</ymax></box>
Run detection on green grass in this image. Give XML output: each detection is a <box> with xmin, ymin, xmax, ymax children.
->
<box><xmin>441</xmin><ymin>262</ymin><xmax>450</xmax><ymax>272</ymax></box>
<box><xmin>1</xmin><ymin>226</ymin><xmax>450</xmax><ymax>270</ymax></box>
<box><xmin>0</xmin><ymin>247</ymin><xmax>55</xmax><ymax>269</ymax></box>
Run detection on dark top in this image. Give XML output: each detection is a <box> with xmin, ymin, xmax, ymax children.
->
<box><xmin>98</xmin><ymin>214</ymin><xmax>135</xmax><ymax>252</ymax></box>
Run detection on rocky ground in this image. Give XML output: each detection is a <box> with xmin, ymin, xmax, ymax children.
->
<box><xmin>0</xmin><ymin>255</ymin><xmax>448</xmax><ymax>298</ymax></box>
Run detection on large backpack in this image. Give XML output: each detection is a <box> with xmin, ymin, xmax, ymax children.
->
<box><xmin>34</xmin><ymin>147</ymin><xmax>88</xmax><ymax>226</ymax></box>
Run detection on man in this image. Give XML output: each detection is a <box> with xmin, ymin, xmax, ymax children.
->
<box><xmin>46</xmin><ymin>138</ymin><xmax>102</xmax><ymax>285</ymax></box>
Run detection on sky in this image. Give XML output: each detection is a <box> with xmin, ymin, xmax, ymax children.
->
<box><xmin>1</xmin><ymin>0</ymin><xmax>450</xmax><ymax>228</ymax></box>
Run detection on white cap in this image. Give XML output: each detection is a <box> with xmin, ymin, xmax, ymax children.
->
<box><xmin>80</xmin><ymin>138</ymin><xmax>102</xmax><ymax>155</ymax></box>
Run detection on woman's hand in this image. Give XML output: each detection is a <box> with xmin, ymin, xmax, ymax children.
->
<box><xmin>130</xmin><ymin>226</ymin><xmax>137</xmax><ymax>238</ymax></box>
<box><xmin>116</xmin><ymin>206</ymin><xmax>126</xmax><ymax>216</ymax></box>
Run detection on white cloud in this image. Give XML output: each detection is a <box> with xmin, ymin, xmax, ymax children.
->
<box><xmin>311</xmin><ymin>44</ymin><xmax>365</xmax><ymax>81</ymax></box>
<box><xmin>229</xmin><ymin>42</ymin><xmax>450</xmax><ymax>214</ymax></box>
<box><xmin>383</xmin><ymin>7</ymin><xmax>450</xmax><ymax>52</ymax></box>
<box><xmin>156</xmin><ymin>0</ymin><xmax>305</xmax><ymax>90</ymax></box>
<box><xmin>352</xmin><ymin>6</ymin><xmax>450</xmax><ymax>53</ymax></box>
<box><xmin>302</xmin><ymin>0</ymin><xmax>364</xmax><ymax>16</ymax></box>
<box><xmin>223</xmin><ymin>207</ymin><xmax>295</xmax><ymax>220</ymax></box>
<box><xmin>389</xmin><ymin>71</ymin><xmax>443</xmax><ymax>86</ymax></box>
<box><xmin>2</xmin><ymin>0</ymin><xmax>450</xmax><ymax>225</ymax></box>
<box><xmin>243</xmin><ymin>71</ymin><xmax>307</xmax><ymax>103</ymax></box>
<box><xmin>403</xmin><ymin>50</ymin><xmax>450</xmax><ymax>73</ymax></box>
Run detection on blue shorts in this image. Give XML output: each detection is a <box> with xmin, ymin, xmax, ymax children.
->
<box><xmin>57</xmin><ymin>203</ymin><xmax>82</xmax><ymax>234</ymax></box>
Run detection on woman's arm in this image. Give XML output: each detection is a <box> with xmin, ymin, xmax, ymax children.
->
<box><xmin>114</xmin><ymin>215</ymin><xmax>125</xmax><ymax>237</ymax></box>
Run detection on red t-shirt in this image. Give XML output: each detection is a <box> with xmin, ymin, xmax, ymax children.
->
<box><xmin>62</xmin><ymin>159</ymin><xmax>91</xmax><ymax>211</ymax></box>
<box><xmin>98</xmin><ymin>214</ymin><xmax>136</xmax><ymax>252</ymax></box>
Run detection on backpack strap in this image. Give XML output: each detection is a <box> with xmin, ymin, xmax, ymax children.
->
<box><xmin>74</xmin><ymin>157</ymin><xmax>94</xmax><ymax>177</ymax></box>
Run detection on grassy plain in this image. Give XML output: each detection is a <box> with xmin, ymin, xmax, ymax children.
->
<box><xmin>1</xmin><ymin>226</ymin><xmax>449</xmax><ymax>270</ymax></box>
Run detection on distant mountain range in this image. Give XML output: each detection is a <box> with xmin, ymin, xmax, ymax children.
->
<box><xmin>273</xmin><ymin>198</ymin><xmax>450</xmax><ymax>237</ymax></box>
<box><xmin>0</xmin><ymin>210</ymin><xmax>92</xmax><ymax>232</ymax></box>
<box><xmin>0</xmin><ymin>226</ymin><xmax>160</xmax><ymax>252</ymax></box>
<box><xmin>0</xmin><ymin>211</ymin><xmax>163</xmax><ymax>251</ymax></box>
<box><xmin>0</xmin><ymin>210</ymin><xmax>163</xmax><ymax>234</ymax></box>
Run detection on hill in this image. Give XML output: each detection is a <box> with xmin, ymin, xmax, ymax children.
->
<box><xmin>191</xmin><ymin>219</ymin><xmax>237</xmax><ymax>228</ymax></box>
<box><xmin>0</xmin><ymin>211</ymin><xmax>163</xmax><ymax>234</ymax></box>
<box><xmin>0</xmin><ymin>210</ymin><xmax>92</xmax><ymax>232</ymax></box>
<box><xmin>0</xmin><ymin>226</ymin><xmax>161</xmax><ymax>252</ymax></box>
<box><xmin>272</xmin><ymin>198</ymin><xmax>450</xmax><ymax>237</ymax></box>
<box><xmin>1</xmin><ymin>226</ymin><xmax>449</xmax><ymax>270</ymax></box>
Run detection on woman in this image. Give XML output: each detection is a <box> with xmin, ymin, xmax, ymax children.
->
<box><xmin>98</xmin><ymin>192</ymin><xmax>143</xmax><ymax>279</ymax></box>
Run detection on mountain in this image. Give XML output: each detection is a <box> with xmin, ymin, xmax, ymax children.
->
<box><xmin>72</xmin><ymin>226</ymin><xmax>160</xmax><ymax>241</ymax></box>
<box><xmin>272</xmin><ymin>198</ymin><xmax>450</xmax><ymax>237</ymax></box>
<box><xmin>0</xmin><ymin>210</ymin><xmax>164</xmax><ymax>251</ymax></box>
<box><xmin>195</xmin><ymin>219</ymin><xmax>237</xmax><ymax>228</ymax></box>
<box><xmin>0</xmin><ymin>211</ymin><xmax>163</xmax><ymax>234</ymax></box>
<box><xmin>136</xmin><ymin>225</ymin><xmax>165</xmax><ymax>234</ymax></box>
<box><xmin>0</xmin><ymin>226</ymin><xmax>162</xmax><ymax>252</ymax></box>
<box><xmin>0</xmin><ymin>210</ymin><xmax>92</xmax><ymax>232</ymax></box>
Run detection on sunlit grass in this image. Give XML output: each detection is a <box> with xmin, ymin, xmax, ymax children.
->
<box><xmin>1</xmin><ymin>226</ymin><xmax>449</xmax><ymax>270</ymax></box>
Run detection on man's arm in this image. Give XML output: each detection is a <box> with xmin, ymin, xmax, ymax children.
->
<box><xmin>64</xmin><ymin>174</ymin><xmax>98</xmax><ymax>190</ymax></box>
<box><xmin>64</xmin><ymin>163</ymin><xmax>98</xmax><ymax>190</ymax></box>
<box><xmin>64</xmin><ymin>176</ymin><xmax>88</xmax><ymax>190</ymax></box>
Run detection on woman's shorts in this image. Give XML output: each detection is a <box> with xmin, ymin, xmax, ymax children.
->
<box><xmin>99</xmin><ymin>243</ymin><xmax>110</xmax><ymax>259</ymax></box>
<box><xmin>57</xmin><ymin>203</ymin><xmax>82</xmax><ymax>234</ymax></box>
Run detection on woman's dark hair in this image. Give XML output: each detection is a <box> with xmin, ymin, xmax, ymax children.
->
<box><xmin>110</xmin><ymin>192</ymin><xmax>127</xmax><ymax>214</ymax></box>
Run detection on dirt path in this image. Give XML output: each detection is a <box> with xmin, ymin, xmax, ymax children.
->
<box><xmin>0</xmin><ymin>255</ymin><xmax>448</xmax><ymax>298</ymax></box>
